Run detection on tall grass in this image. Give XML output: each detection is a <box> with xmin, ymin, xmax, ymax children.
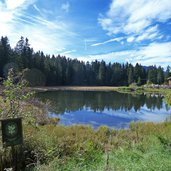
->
<box><xmin>1</xmin><ymin>121</ymin><xmax>171</xmax><ymax>170</ymax></box>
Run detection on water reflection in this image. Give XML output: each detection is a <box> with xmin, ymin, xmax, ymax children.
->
<box><xmin>37</xmin><ymin>91</ymin><xmax>171</xmax><ymax>128</ymax></box>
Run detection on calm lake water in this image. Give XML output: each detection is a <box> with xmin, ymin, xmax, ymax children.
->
<box><xmin>37</xmin><ymin>91</ymin><xmax>171</xmax><ymax>129</ymax></box>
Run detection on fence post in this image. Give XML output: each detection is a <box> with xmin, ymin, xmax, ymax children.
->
<box><xmin>11</xmin><ymin>146</ymin><xmax>17</xmax><ymax>171</ymax></box>
<box><xmin>0</xmin><ymin>155</ymin><xmax>3</xmax><ymax>171</ymax></box>
<box><xmin>105</xmin><ymin>129</ymin><xmax>112</xmax><ymax>171</ymax></box>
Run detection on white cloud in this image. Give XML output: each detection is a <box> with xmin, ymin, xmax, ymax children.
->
<box><xmin>77</xmin><ymin>50</ymin><xmax>136</xmax><ymax>64</ymax></box>
<box><xmin>136</xmin><ymin>25</ymin><xmax>160</xmax><ymax>41</ymax></box>
<box><xmin>56</xmin><ymin>48</ymin><xmax>66</xmax><ymax>52</ymax></box>
<box><xmin>6</xmin><ymin>0</ymin><xmax>26</xmax><ymax>9</ymax></box>
<box><xmin>125</xmin><ymin>20</ymin><xmax>150</xmax><ymax>34</ymax></box>
<box><xmin>139</xmin><ymin>42</ymin><xmax>171</xmax><ymax>59</ymax></box>
<box><xmin>18</xmin><ymin>26</ymin><xmax>70</xmax><ymax>55</ymax></box>
<box><xmin>127</xmin><ymin>36</ymin><xmax>135</xmax><ymax>43</ymax></box>
<box><xmin>0</xmin><ymin>0</ymin><xmax>77</xmax><ymax>55</ymax></box>
<box><xmin>99</xmin><ymin>0</ymin><xmax>171</xmax><ymax>41</ymax></box>
<box><xmin>126</xmin><ymin>25</ymin><xmax>161</xmax><ymax>42</ymax></box>
<box><xmin>91</xmin><ymin>37</ymin><xmax>124</xmax><ymax>46</ymax></box>
<box><xmin>61</xmin><ymin>2</ymin><xmax>70</xmax><ymax>13</ymax></box>
<box><xmin>78</xmin><ymin>42</ymin><xmax>171</xmax><ymax>68</ymax></box>
<box><xmin>62</xmin><ymin>50</ymin><xmax>76</xmax><ymax>55</ymax></box>
<box><xmin>5</xmin><ymin>0</ymin><xmax>36</xmax><ymax>10</ymax></box>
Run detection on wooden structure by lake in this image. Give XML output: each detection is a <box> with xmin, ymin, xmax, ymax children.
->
<box><xmin>168</xmin><ymin>77</ymin><xmax>171</xmax><ymax>86</ymax></box>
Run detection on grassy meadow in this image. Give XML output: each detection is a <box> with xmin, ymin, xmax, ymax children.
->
<box><xmin>23</xmin><ymin>121</ymin><xmax>171</xmax><ymax>170</ymax></box>
<box><xmin>1</xmin><ymin>118</ymin><xmax>171</xmax><ymax>170</ymax></box>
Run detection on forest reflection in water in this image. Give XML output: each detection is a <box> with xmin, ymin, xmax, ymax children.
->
<box><xmin>37</xmin><ymin>91</ymin><xmax>171</xmax><ymax>128</ymax></box>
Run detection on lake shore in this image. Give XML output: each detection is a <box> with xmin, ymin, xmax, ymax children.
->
<box><xmin>31</xmin><ymin>86</ymin><xmax>119</xmax><ymax>92</ymax></box>
<box><xmin>30</xmin><ymin>86</ymin><xmax>171</xmax><ymax>96</ymax></box>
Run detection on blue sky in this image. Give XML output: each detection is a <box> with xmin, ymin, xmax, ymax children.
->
<box><xmin>0</xmin><ymin>0</ymin><xmax>171</xmax><ymax>67</ymax></box>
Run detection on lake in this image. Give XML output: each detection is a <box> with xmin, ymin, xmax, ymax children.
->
<box><xmin>37</xmin><ymin>91</ymin><xmax>171</xmax><ymax>129</ymax></box>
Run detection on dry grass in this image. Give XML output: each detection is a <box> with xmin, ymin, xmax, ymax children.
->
<box><xmin>31</xmin><ymin>86</ymin><xmax>118</xmax><ymax>92</ymax></box>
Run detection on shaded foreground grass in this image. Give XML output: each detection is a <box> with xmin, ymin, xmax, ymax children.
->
<box><xmin>1</xmin><ymin>121</ymin><xmax>170</xmax><ymax>170</ymax></box>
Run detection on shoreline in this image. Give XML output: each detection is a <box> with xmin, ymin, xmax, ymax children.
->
<box><xmin>30</xmin><ymin>86</ymin><xmax>119</xmax><ymax>92</ymax></box>
<box><xmin>1</xmin><ymin>84</ymin><xmax>170</xmax><ymax>94</ymax></box>
<box><xmin>30</xmin><ymin>86</ymin><xmax>171</xmax><ymax>96</ymax></box>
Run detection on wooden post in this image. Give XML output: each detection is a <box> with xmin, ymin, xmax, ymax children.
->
<box><xmin>0</xmin><ymin>155</ymin><xmax>3</xmax><ymax>171</ymax></box>
<box><xmin>105</xmin><ymin>129</ymin><xmax>112</xmax><ymax>171</ymax></box>
<box><xmin>11</xmin><ymin>146</ymin><xmax>17</xmax><ymax>171</ymax></box>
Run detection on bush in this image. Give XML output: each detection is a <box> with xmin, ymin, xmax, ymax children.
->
<box><xmin>23</xmin><ymin>68</ymin><xmax>46</xmax><ymax>86</ymax></box>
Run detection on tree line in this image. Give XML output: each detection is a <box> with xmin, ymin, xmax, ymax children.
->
<box><xmin>0</xmin><ymin>36</ymin><xmax>170</xmax><ymax>86</ymax></box>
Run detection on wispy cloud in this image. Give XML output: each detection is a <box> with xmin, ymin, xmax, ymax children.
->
<box><xmin>84</xmin><ymin>39</ymin><xmax>96</xmax><ymax>50</ymax></box>
<box><xmin>91</xmin><ymin>37</ymin><xmax>124</xmax><ymax>47</ymax></box>
<box><xmin>33</xmin><ymin>4</ymin><xmax>41</xmax><ymax>14</ymax></box>
<box><xmin>0</xmin><ymin>0</ymin><xmax>77</xmax><ymax>55</ymax></box>
<box><xmin>127</xmin><ymin>36</ymin><xmax>135</xmax><ymax>43</ymax></box>
<box><xmin>61</xmin><ymin>1</ymin><xmax>70</xmax><ymax>13</ymax></box>
<box><xmin>5</xmin><ymin>0</ymin><xmax>34</xmax><ymax>10</ymax></box>
<box><xmin>98</xmin><ymin>0</ymin><xmax>171</xmax><ymax>42</ymax></box>
<box><xmin>127</xmin><ymin>25</ymin><xmax>163</xmax><ymax>42</ymax></box>
<box><xmin>62</xmin><ymin>49</ymin><xmax>76</xmax><ymax>55</ymax></box>
<box><xmin>78</xmin><ymin>42</ymin><xmax>171</xmax><ymax>68</ymax></box>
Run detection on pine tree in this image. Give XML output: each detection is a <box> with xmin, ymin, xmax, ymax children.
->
<box><xmin>137</xmin><ymin>76</ymin><xmax>141</xmax><ymax>86</ymax></box>
<box><xmin>128</xmin><ymin>67</ymin><xmax>134</xmax><ymax>85</ymax></box>
<box><xmin>147</xmin><ymin>67</ymin><xmax>157</xmax><ymax>84</ymax></box>
<box><xmin>0</xmin><ymin>36</ymin><xmax>11</xmax><ymax>77</ymax></box>
<box><xmin>165</xmin><ymin>66</ymin><xmax>171</xmax><ymax>82</ymax></box>
<box><xmin>98</xmin><ymin>61</ymin><xmax>106</xmax><ymax>85</ymax></box>
<box><xmin>157</xmin><ymin>66</ymin><xmax>164</xmax><ymax>84</ymax></box>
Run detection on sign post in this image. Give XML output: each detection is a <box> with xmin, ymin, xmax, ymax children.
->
<box><xmin>1</xmin><ymin>118</ymin><xmax>23</xmax><ymax>170</ymax></box>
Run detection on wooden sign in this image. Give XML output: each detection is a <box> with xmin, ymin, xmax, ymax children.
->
<box><xmin>1</xmin><ymin>118</ymin><xmax>23</xmax><ymax>147</ymax></box>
